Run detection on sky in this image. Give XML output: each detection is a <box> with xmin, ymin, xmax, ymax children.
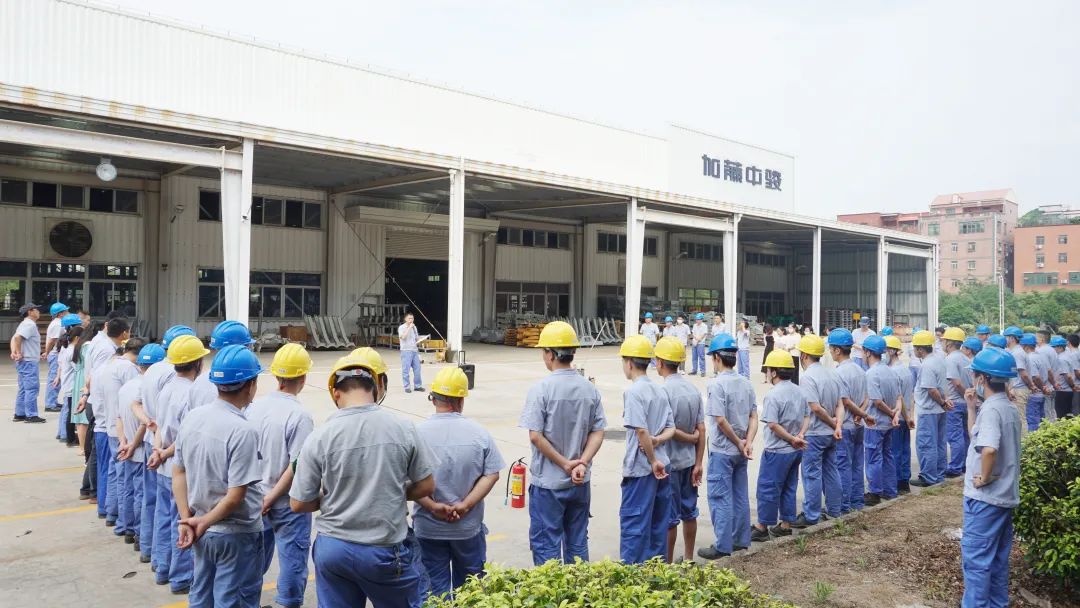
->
<box><xmin>112</xmin><ymin>0</ymin><xmax>1079</xmax><ymax>217</ymax></box>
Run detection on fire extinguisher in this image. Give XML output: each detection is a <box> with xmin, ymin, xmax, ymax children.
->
<box><xmin>506</xmin><ymin>458</ymin><xmax>527</xmax><ymax>508</ymax></box>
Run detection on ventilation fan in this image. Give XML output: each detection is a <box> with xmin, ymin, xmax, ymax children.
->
<box><xmin>48</xmin><ymin>220</ymin><xmax>93</xmax><ymax>258</ymax></box>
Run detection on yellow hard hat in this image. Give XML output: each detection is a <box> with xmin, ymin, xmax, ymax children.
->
<box><xmin>942</xmin><ymin>327</ymin><xmax>966</xmax><ymax>342</ymax></box>
<box><xmin>619</xmin><ymin>334</ymin><xmax>655</xmax><ymax>359</ymax></box>
<box><xmin>166</xmin><ymin>335</ymin><xmax>210</xmax><ymax>365</ymax></box>
<box><xmin>535</xmin><ymin>321</ymin><xmax>580</xmax><ymax>349</ymax></box>
<box><xmin>885</xmin><ymin>336</ymin><xmax>903</xmax><ymax>351</ymax></box>
<box><xmin>911</xmin><ymin>330</ymin><xmax>935</xmax><ymax>347</ymax></box>
<box><xmin>348</xmin><ymin>347</ymin><xmax>389</xmax><ymax>376</ymax></box>
<box><xmin>654</xmin><ymin>336</ymin><xmax>686</xmax><ymax>363</ymax></box>
<box><xmin>797</xmin><ymin>334</ymin><xmax>825</xmax><ymax>357</ymax></box>
<box><xmin>430</xmin><ymin>366</ymin><xmax>469</xmax><ymax>399</ymax></box>
<box><xmin>270</xmin><ymin>343</ymin><xmax>312</xmax><ymax>378</ymax></box>
<box><xmin>764</xmin><ymin>350</ymin><xmax>795</xmax><ymax>369</ymax></box>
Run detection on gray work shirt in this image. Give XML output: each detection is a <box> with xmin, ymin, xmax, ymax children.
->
<box><xmin>86</xmin><ymin>338</ymin><xmax>116</xmax><ymax>412</ymax></box>
<box><xmin>413</xmin><ymin>412</ymin><xmax>505</xmax><ymax>540</ymax></box>
<box><xmin>915</xmin><ymin>352</ymin><xmax>948</xmax><ymax>414</ymax></box>
<box><xmin>760</xmin><ymin>380</ymin><xmax>809</xmax><ymax>453</ymax></box>
<box><xmin>246</xmin><ymin>391</ymin><xmax>316</xmax><ymax>511</ymax></box>
<box><xmin>1008</xmin><ymin>346</ymin><xmax>1028</xmax><ymax>390</ymax></box>
<box><xmin>865</xmin><ymin>361</ymin><xmax>901</xmax><ymax>428</ymax></box>
<box><xmin>290</xmin><ymin>404</ymin><xmax>437</xmax><ymax>546</ymax></box>
<box><xmin>944</xmin><ymin>351</ymin><xmax>969</xmax><ymax>402</ymax></box>
<box><xmin>1053</xmin><ymin>350</ymin><xmax>1074</xmax><ymax>388</ymax></box>
<box><xmin>705</xmin><ymin>370</ymin><xmax>757</xmax><ymax>457</ymax></box>
<box><xmin>1037</xmin><ymin>344</ymin><xmax>1059</xmax><ymax>379</ymax></box>
<box><xmin>190</xmin><ymin>373</ymin><xmax>219</xmax><ymax>410</ymax></box>
<box><xmin>89</xmin><ymin>355</ymin><xmax>117</xmax><ymax>434</ymax></box>
<box><xmin>117</xmin><ymin>376</ymin><xmax>145</xmax><ymax>462</ymax></box>
<box><xmin>174</xmin><ymin>400</ymin><xmax>264</xmax><ymax>534</ymax></box>
<box><xmin>138</xmin><ymin>359</ymin><xmax>176</xmax><ymax>447</ymax></box>
<box><xmin>101</xmin><ymin>357</ymin><xmax>139</xmax><ymax>437</ymax></box>
<box><xmin>621</xmin><ymin>376</ymin><xmax>674</xmax><ymax>477</ymax></box>
<box><xmin>156</xmin><ymin>376</ymin><xmax>195</xmax><ymax>479</ymax></box>
<box><xmin>691</xmin><ymin>322</ymin><xmax>708</xmax><ymax>345</ymax></box>
<box><xmin>1026</xmin><ymin>350</ymin><xmax>1049</xmax><ymax>385</ymax></box>
<box><xmin>519</xmin><ymin>369</ymin><xmax>606</xmax><ymax>490</ymax></box>
<box><xmin>851</xmin><ymin>327</ymin><xmax>875</xmax><ymax>359</ymax></box>
<box><xmin>398</xmin><ymin>323</ymin><xmax>419</xmax><ymax>352</ymax></box>
<box><xmin>14</xmin><ymin>318</ymin><xmax>40</xmax><ymax>360</ymax></box>
<box><xmin>964</xmin><ymin>393</ymin><xmax>1021</xmax><ymax>508</ymax></box>
<box><xmin>672</xmin><ymin>323</ymin><xmax>691</xmax><ymax>346</ymax></box>
<box><xmin>800</xmin><ymin>362</ymin><xmax>843</xmax><ymax>436</ymax></box>
<box><xmin>662</xmin><ymin>374</ymin><xmax>705</xmax><ymax>470</ymax></box>
<box><xmin>891</xmin><ymin>360</ymin><xmax>915</xmax><ymax>414</ymax></box>
<box><xmin>835</xmin><ymin>359</ymin><xmax>867</xmax><ymax>431</ymax></box>
<box><xmin>639</xmin><ymin>322</ymin><xmax>660</xmax><ymax>346</ymax></box>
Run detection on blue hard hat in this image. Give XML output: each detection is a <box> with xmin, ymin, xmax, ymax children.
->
<box><xmin>962</xmin><ymin>337</ymin><xmax>983</xmax><ymax>353</ymax></box>
<box><xmin>912</xmin><ymin>326</ymin><xmax>922</xmax><ymax>333</ymax></box>
<box><xmin>707</xmin><ymin>333</ymin><xmax>737</xmax><ymax>355</ymax></box>
<box><xmin>987</xmin><ymin>334</ymin><xmax>1007</xmax><ymax>349</ymax></box>
<box><xmin>863</xmin><ymin>335</ymin><xmax>887</xmax><ymax>355</ymax></box>
<box><xmin>664</xmin><ymin>316</ymin><xmax>673</xmax><ymax>323</ymax></box>
<box><xmin>61</xmin><ymin>314</ymin><xmax>83</xmax><ymax>328</ymax></box>
<box><xmin>1020</xmin><ymin>333</ymin><xmax>1037</xmax><ymax>347</ymax></box>
<box><xmin>827</xmin><ymin>328</ymin><xmax>854</xmax><ymax>347</ymax></box>
<box><xmin>162</xmin><ymin>325</ymin><xmax>196</xmax><ymax>348</ymax></box>
<box><xmin>50</xmin><ymin>302</ymin><xmax>69</xmax><ymax>316</ymax></box>
<box><xmin>695</xmin><ymin>313</ymin><xmax>705</xmax><ymax>321</ymax></box>
<box><xmin>137</xmin><ymin>343</ymin><xmax>167</xmax><ymax>366</ymax></box>
<box><xmin>976</xmin><ymin>325</ymin><xmax>991</xmax><ymax>335</ymax></box>
<box><xmin>209</xmin><ymin>320</ymin><xmax>255</xmax><ymax>350</ymax></box>
<box><xmin>881</xmin><ymin>327</ymin><xmax>894</xmax><ymax>336</ymax></box>
<box><xmin>208</xmin><ymin>344</ymin><xmax>263</xmax><ymax>385</ymax></box>
<box><xmin>970</xmin><ymin>348</ymin><xmax>1018</xmax><ymax>380</ymax></box>
<box><xmin>644</xmin><ymin>312</ymin><xmax>653</xmax><ymax>319</ymax></box>
<box><xmin>1050</xmin><ymin>335</ymin><xmax>1068</xmax><ymax>348</ymax></box>
<box><xmin>1003</xmin><ymin>326</ymin><xmax>1023</xmax><ymax>338</ymax></box>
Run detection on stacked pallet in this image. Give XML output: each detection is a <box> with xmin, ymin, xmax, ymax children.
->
<box><xmin>515</xmin><ymin>324</ymin><xmax>544</xmax><ymax>347</ymax></box>
<box><xmin>503</xmin><ymin>328</ymin><xmax>518</xmax><ymax>346</ymax></box>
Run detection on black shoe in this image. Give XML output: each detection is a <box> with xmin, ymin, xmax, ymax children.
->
<box><xmin>105</xmin><ymin>520</ymin><xmax>116</xmax><ymax>527</ymax></box>
<box><xmin>943</xmin><ymin>471</ymin><xmax>963</xmax><ymax>478</ymax></box>
<box><xmin>134</xmin><ymin>541</ymin><xmax>141</xmax><ymax>552</ymax></box>
<box><xmin>697</xmin><ymin>546</ymin><xmax>730</xmax><ymax>560</ymax></box>
<box><xmin>25</xmin><ymin>416</ymin><xmax>46</xmax><ymax>423</ymax></box>
<box><xmin>897</xmin><ymin>482</ymin><xmax>911</xmax><ymax>494</ymax></box>
<box><xmin>768</xmin><ymin>524</ymin><xmax>793</xmax><ymax>537</ymax></box>
<box><xmin>414</xmin><ymin>387</ymin><xmax>425</xmax><ymax>392</ymax></box>
<box><xmin>171</xmin><ymin>587</ymin><xmax>190</xmax><ymax>596</ymax></box>
<box><xmin>98</xmin><ymin>514</ymin><xmax>106</xmax><ymax>520</ymax></box>
<box><xmin>140</xmin><ymin>554</ymin><xmax>151</xmax><ymax>564</ymax></box>
<box><xmin>791</xmin><ymin>514</ymin><xmax>818</xmax><ymax>529</ymax></box>
<box><xmin>44</xmin><ymin>407</ymin><xmax>61</xmax><ymax>412</ymax></box>
<box><xmin>863</xmin><ymin>493</ymin><xmax>882</xmax><ymax>506</ymax></box>
<box><xmin>404</xmin><ymin>388</ymin><xmax>412</xmax><ymax>394</ymax></box>
<box><xmin>751</xmin><ymin>527</ymin><xmax>772</xmax><ymax>542</ymax></box>
<box><xmin>12</xmin><ymin>415</ymin><xmax>26</xmax><ymax>422</ymax></box>
<box><xmin>733</xmin><ymin>545</ymin><xmax>749</xmax><ymax>552</ymax></box>
<box><xmin>910</xmin><ymin>478</ymin><xmax>938</xmax><ymax>488</ymax></box>
<box><xmin>124</xmin><ymin>533</ymin><xmax>136</xmax><ymax>544</ymax></box>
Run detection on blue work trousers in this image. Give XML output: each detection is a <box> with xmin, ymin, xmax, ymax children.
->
<box><xmin>691</xmin><ymin>344</ymin><xmax>707</xmax><ymax>375</ymax></box>
<box><xmin>418</xmin><ymin>532</ymin><xmax>487</xmax><ymax>599</ymax></box>
<box><xmin>94</xmin><ymin>431</ymin><xmax>111</xmax><ymax>518</ymax></box>
<box><xmin>14</xmin><ymin>359</ymin><xmax>39</xmax><ymax>417</ymax></box>
<box><xmin>57</xmin><ymin>395</ymin><xmax>71</xmax><ymax>441</ymax></box>
<box><xmin>736</xmin><ymin>349</ymin><xmax>751</xmax><ymax>379</ymax></box>
<box><xmin>140</xmin><ymin>460</ymin><xmax>157</xmax><ymax>563</ymax></box>
<box><xmin>836</xmin><ymin>425</ymin><xmax>865</xmax><ymax>512</ymax></box>
<box><xmin>527</xmin><ymin>484</ymin><xmax>591</xmax><ymax>565</ymax></box>
<box><xmin>1025</xmin><ymin>395</ymin><xmax>1045</xmax><ymax>432</ymax></box>
<box><xmin>260</xmin><ymin>505</ymin><xmax>312</xmax><ymax>608</ymax></box>
<box><xmin>400</xmin><ymin>350</ymin><xmax>422</xmax><ymax>389</ymax></box>
<box><xmin>45</xmin><ymin>351</ymin><xmax>59</xmax><ymax>410</ymax></box>
<box><xmin>312</xmin><ymin>533</ymin><xmax>423</xmax><ymax>608</ymax></box>
<box><xmin>916</xmin><ymin>412</ymin><xmax>947</xmax><ymax>484</ymax></box>
<box><xmin>153</xmin><ymin>474</ymin><xmax>193</xmax><ymax>591</ymax></box>
<box><xmin>756</xmin><ymin>450</ymin><xmax>801</xmax><ymax>526</ymax></box>
<box><xmin>892</xmin><ymin>424</ymin><xmax>912</xmax><ymax>488</ymax></box>
<box><xmin>668</xmin><ymin>466</ymin><xmax>699</xmax><ymax>527</ymax></box>
<box><xmin>190</xmin><ymin>531</ymin><xmax>264</xmax><ymax>608</ymax></box>
<box><xmin>116</xmin><ymin>459</ymin><xmax>142</xmax><ymax>536</ymax></box>
<box><xmin>801</xmin><ymin>435</ymin><xmax>842</xmax><ymax>522</ymax></box>
<box><xmin>106</xmin><ymin>436</ymin><xmax>121</xmax><ymax>523</ymax></box>
<box><xmin>961</xmin><ymin>497</ymin><xmax>1013</xmax><ymax>608</ymax></box>
<box><xmin>865</xmin><ymin>428</ymin><xmax>896</xmax><ymax>498</ymax></box>
<box><xmin>707</xmin><ymin>452</ymin><xmax>750</xmax><ymax>554</ymax></box>
<box><xmin>946</xmin><ymin>407</ymin><xmax>970</xmax><ymax>475</ymax></box>
<box><xmin>619</xmin><ymin>474</ymin><xmax>671</xmax><ymax>564</ymax></box>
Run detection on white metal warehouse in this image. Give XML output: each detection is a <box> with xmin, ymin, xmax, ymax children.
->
<box><xmin>0</xmin><ymin>0</ymin><xmax>938</xmax><ymax>354</ymax></box>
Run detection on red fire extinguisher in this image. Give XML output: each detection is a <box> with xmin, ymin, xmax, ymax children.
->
<box><xmin>507</xmin><ymin>458</ymin><xmax>527</xmax><ymax>509</ymax></box>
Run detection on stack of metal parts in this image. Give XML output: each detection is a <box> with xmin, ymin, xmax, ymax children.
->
<box><xmin>355</xmin><ymin>303</ymin><xmax>410</xmax><ymax>346</ymax></box>
<box><xmin>564</xmin><ymin>318</ymin><xmax>622</xmax><ymax>346</ymax></box>
<box><xmin>822</xmin><ymin>308</ymin><xmax>894</xmax><ymax>331</ymax></box>
<box><xmin>304</xmin><ymin>315</ymin><xmax>354</xmax><ymax>350</ymax></box>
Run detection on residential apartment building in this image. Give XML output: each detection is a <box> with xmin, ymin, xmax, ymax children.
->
<box><xmin>1014</xmin><ymin>223</ymin><xmax>1080</xmax><ymax>292</ymax></box>
<box><xmin>838</xmin><ymin>189</ymin><xmax>1018</xmax><ymax>293</ymax></box>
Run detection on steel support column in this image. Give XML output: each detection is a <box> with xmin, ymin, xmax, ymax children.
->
<box><xmin>624</xmin><ymin>199</ymin><xmax>645</xmax><ymax>337</ymax></box>
<box><xmin>928</xmin><ymin>243</ymin><xmax>940</xmax><ymax>328</ymax></box>
<box><xmin>877</xmin><ymin>236</ymin><xmax>888</xmax><ymax>331</ymax></box>
<box><xmin>447</xmin><ymin>166</ymin><xmax>465</xmax><ymax>356</ymax></box>
<box><xmin>220</xmin><ymin>138</ymin><xmax>253</xmax><ymax>326</ymax></box>
<box><xmin>812</xmin><ymin>226</ymin><xmax>822</xmax><ymax>333</ymax></box>
<box><xmin>723</xmin><ymin>214</ymin><xmax>740</xmax><ymax>331</ymax></box>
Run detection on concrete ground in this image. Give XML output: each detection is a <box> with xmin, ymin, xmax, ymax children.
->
<box><xmin>0</xmin><ymin>342</ymin><xmax>921</xmax><ymax>607</ymax></box>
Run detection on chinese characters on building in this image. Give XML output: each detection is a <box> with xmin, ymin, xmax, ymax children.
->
<box><xmin>701</xmin><ymin>154</ymin><xmax>782</xmax><ymax>191</ymax></box>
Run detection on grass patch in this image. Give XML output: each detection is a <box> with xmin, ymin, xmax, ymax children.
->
<box><xmin>812</xmin><ymin>581</ymin><xmax>836</xmax><ymax>605</ymax></box>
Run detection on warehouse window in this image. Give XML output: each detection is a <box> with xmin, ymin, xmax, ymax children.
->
<box><xmin>745</xmin><ymin>291</ymin><xmax>785</xmax><ymax>320</ymax></box>
<box><xmin>2</xmin><ymin>179</ymin><xmax>134</xmax><ymax>214</ymax></box>
<box><xmin>596</xmin><ymin>284</ymin><xmax>657</xmax><ymax>318</ymax></box>
<box><xmin>678</xmin><ymin>288</ymin><xmax>720</xmax><ymax>312</ymax></box>
<box><xmin>959</xmin><ymin>221</ymin><xmax>985</xmax><ymax>234</ymax></box>
<box><xmin>596</xmin><ymin>232</ymin><xmax>658</xmax><ymax>256</ymax></box>
<box><xmin>199</xmin><ymin>268</ymin><xmax>320</xmax><ymax>319</ymax></box>
<box><xmin>197</xmin><ymin>268</ymin><xmax>226</xmax><ymax>319</ymax></box>
<box><xmin>0</xmin><ymin>261</ymin><xmax>28</xmax><ymax>317</ymax></box>
<box><xmin>679</xmin><ymin>241</ymin><xmax>721</xmax><ymax>261</ymax></box>
<box><xmin>927</xmin><ymin>223</ymin><xmax>939</xmax><ymax>236</ymax></box>
<box><xmin>88</xmin><ymin>187</ymin><xmax>139</xmax><ymax>214</ymax></box>
<box><xmin>1023</xmin><ymin>272</ymin><xmax>1059</xmax><ymax>286</ymax></box>
<box><xmin>496</xmin><ymin>227</ymin><xmax>571</xmax><ymax>250</ymax></box>
<box><xmin>967</xmin><ymin>242</ymin><xmax>976</xmax><ymax>253</ymax></box>
<box><xmin>495</xmin><ymin>281</ymin><xmax>570</xmax><ymax>317</ymax></box>
<box><xmin>200</xmin><ymin>192</ymin><xmax>322</xmax><ymax>229</ymax></box>
<box><xmin>87</xmin><ymin>265</ymin><xmax>138</xmax><ymax>317</ymax></box>
<box><xmin>745</xmin><ymin>252</ymin><xmax>786</xmax><ymax>267</ymax></box>
<box><xmin>0</xmin><ymin>179</ymin><xmax>28</xmax><ymax>204</ymax></box>
<box><xmin>4</xmin><ymin>262</ymin><xmax>138</xmax><ymax>317</ymax></box>
<box><xmin>198</xmin><ymin>191</ymin><xmax>221</xmax><ymax>221</ymax></box>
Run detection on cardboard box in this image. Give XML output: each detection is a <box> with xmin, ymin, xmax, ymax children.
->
<box><xmin>280</xmin><ymin>325</ymin><xmax>309</xmax><ymax>342</ymax></box>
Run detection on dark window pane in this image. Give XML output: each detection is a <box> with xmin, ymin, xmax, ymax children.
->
<box><xmin>263</xmin><ymin>198</ymin><xmax>282</xmax><ymax>225</ymax></box>
<box><xmin>534</xmin><ymin>231</ymin><xmax>546</xmax><ymax>248</ymax></box>
<box><xmin>89</xmin><ymin>265</ymin><xmax>137</xmax><ymax>280</ymax></box>
<box><xmin>32</xmin><ymin>182</ymin><xmax>57</xmax><ymax>208</ymax></box>
<box><xmin>303</xmin><ymin>289</ymin><xmax>320</xmax><ymax>316</ymax></box>
<box><xmin>494</xmin><ymin>293</ymin><xmax>508</xmax><ymax>313</ymax></box>
<box><xmin>548</xmin><ymin>283</ymin><xmax>570</xmax><ymax>294</ymax></box>
<box><xmin>89</xmin><ymin>188</ymin><xmax>113</xmax><ymax>212</ymax></box>
<box><xmin>263</xmin><ymin>286</ymin><xmax>282</xmax><ymax>318</ymax></box>
<box><xmin>284</xmin><ymin>272</ymin><xmax>320</xmax><ymax>287</ymax></box>
<box><xmin>114</xmin><ymin>190</ymin><xmax>138</xmax><ymax>213</ymax></box>
<box><xmin>198</xmin><ymin>191</ymin><xmax>221</xmax><ymax>221</ymax></box>
<box><xmin>304</xmin><ymin>202</ymin><xmax>321</xmax><ymax>229</ymax></box>
<box><xmin>496</xmin><ymin>227</ymin><xmax>507</xmax><ymax>244</ymax></box>
<box><xmin>32</xmin><ymin>263</ymin><xmax>85</xmax><ymax>278</ymax></box>
<box><xmin>522</xmin><ymin>230</ymin><xmax>534</xmax><ymax>247</ymax></box>
<box><xmin>198</xmin><ymin>285</ymin><xmax>223</xmax><ymax>318</ymax></box>
<box><xmin>61</xmin><ymin>185</ymin><xmax>84</xmax><ymax>208</ymax></box>
<box><xmin>558</xmin><ymin>233</ymin><xmax>570</xmax><ymax>249</ymax></box>
<box><xmin>1</xmin><ymin>179</ymin><xmax>28</xmax><ymax>204</ymax></box>
<box><xmin>112</xmin><ymin>282</ymin><xmax>136</xmax><ymax>317</ymax></box>
<box><xmin>250</xmin><ymin>271</ymin><xmax>282</xmax><ymax>285</ymax></box>
<box><xmin>495</xmin><ymin>281</ymin><xmax>519</xmax><ymax>292</ymax></box>
<box><xmin>0</xmin><ymin>279</ymin><xmax>26</xmax><ymax>316</ymax></box>
<box><xmin>0</xmin><ymin>261</ymin><xmax>27</xmax><ymax>276</ymax></box>
<box><xmin>522</xmin><ymin>282</ymin><xmax>546</xmax><ymax>293</ymax></box>
<box><xmin>32</xmin><ymin>281</ymin><xmax>57</xmax><ymax>310</ymax></box>
<box><xmin>284</xmin><ymin>287</ymin><xmax>303</xmax><ymax>318</ymax></box>
<box><xmin>285</xmin><ymin>200</ymin><xmax>304</xmax><ymax>228</ymax></box>
<box><xmin>508</xmin><ymin>228</ymin><xmax>521</xmax><ymax>245</ymax></box>
<box><xmin>618</xmin><ymin>234</ymin><xmax>627</xmax><ymax>253</ymax></box>
<box><xmin>251</xmin><ymin>197</ymin><xmax>263</xmax><ymax>225</ymax></box>
<box><xmin>87</xmin><ymin>283</ymin><xmax>111</xmax><ymax>317</ymax></box>
<box><xmin>547</xmin><ymin>233</ymin><xmax>560</xmax><ymax>249</ymax></box>
<box><xmin>197</xmin><ymin>268</ymin><xmax>225</xmax><ymax>283</ymax></box>
<box><xmin>248</xmin><ymin>286</ymin><xmax>262</xmax><ymax>319</ymax></box>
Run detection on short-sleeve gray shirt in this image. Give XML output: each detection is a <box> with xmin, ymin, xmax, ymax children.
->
<box><xmin>117</xmin><ymin>376</ymin><xmax>145</xmax><ymax>462</ymax></box>
<box><xmin>639</xmin><ymin>323</ymin><xmax>660</xmax><ymax>346</ymax></box>
<box><xmin>835</xmin><ymin>360</ymin><xmax>867</xmax><ymax>431</ymax></box>
<box><xmin>964</xmin><ymin>393</ymin><xmax>1021</xmax><ymax>508</ymax></box>
<box><xmin>865</xmin><ymin>361</ymin><xmax>901</xmax><ymax>428</ymax></box>
<box><xmin>246</xmin><ymin>391</ymin><xmax>316</xmax><ymax>510</ymax></box>
<box><xmin>102</xmin><ymin>358</ymin><xmax>139</xmax><ymax>437</ymax></box>
<box><xmin>944</xmin><ymin>350</ymin><xmax>969</xmax><ymax>402</ymax></box>
<box><xmin>519</xmin><ymin>369</ymin><xmax>606</xmax><ymax>490</ymax></box>
<box><xmin>1008</xmin><ymin>346</ymin><xmax>1028</xmax><ymax>390</ymax></box>
<box><xmin>621</xmin><ymin>376</ymin><xmax>674</xmax><ymax>477</ymax></box>
<box><xmin>705</xmin><ymin>371</ymin><xmax>757</xmax><ymax>456</ymax></box>
<box><xmin>189</xmin><ymin>372</ymin><xmax>219</xmax><ymax>410</ymax></box>
<box><xmin>760</xmin><ymin>380</ymin><xmax>808</xmax><ymax>453</ymax></box>
<box><xmin>662</xmin><ymin>374</ymin><xmax>705</xmax><ymax>469</ymax></box>
<box><xmin>157</xmin><ymin>376</ymin><xmax>194</xmax><ymax>479</ymax></box>
<box><xmin>137</xmin><ymin>359</ymin><xmax>176</xmax><ymax>447</ymax></box>
<box><xmin>915</xmin><ymin>352</ymin><xmax>948</xmax><ymax>414</ymax></box>
<box><xmin>15</xmin><ymin>318</ymin><xmax>40</xmax><ymax>360</ymax></box>
<box><xmin>800</xmin><ymin>362</ymin><xmax>843</xmax><ymax>436</ymax></box>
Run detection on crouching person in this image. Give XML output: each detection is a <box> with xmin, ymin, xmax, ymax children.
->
<box><xmin>173</xmin><ymin>345</ymin><xmax>265</xmax><ymax>608</ymax></box>
<box><xmin>414</xmin><ymin>367</ymin><xmax>505</xmax><ymax>598</ymax></box>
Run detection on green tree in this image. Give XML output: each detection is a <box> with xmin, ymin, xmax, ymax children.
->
<box><xmin>942</xmin><ymin>283</ymin><xmax>1079</xmax><ymax>329</ymax></box>
<box><xmin>1018</xmin><ymin>208</ymin><xmax>1046</xmax><ymax>227</ymax></box>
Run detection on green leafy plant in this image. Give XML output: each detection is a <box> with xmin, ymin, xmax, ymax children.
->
<box><xmin>831</xmin><ymin>520</ymin><xmax>851</xmax><ymax>537</ymax></box>
<box><xmin>794</xmin><ymin>535</ymin><xmax>808</xmax><ymax>554</ymax></box>
<box><xmin>425</xmin><ymin>559</ymin><xmax>795</xmax><ymax>607</ymax></box>
<box><xmin>811</xmin><ymin>581</ymin><xmax>835</xmax><ymax>605</ymax></box>
<box><xmin>853</xmin><ymin>556</ymin><xmax>869</xmax><ymax>571</ymax></box>
<box><xmin>1015</xmin><ymin>417</ymin><xmax>1080</xmax><ymax>588</ymax></box>
<box><xmin>1060</xmin><ymin>325</ymin><xmax>1078</xmax><ymax>335</ymax></box>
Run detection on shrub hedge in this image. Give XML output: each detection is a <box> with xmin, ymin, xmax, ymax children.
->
<box><xmin>424</xmin><ymin>559</ymin><xmax>794</xmax><ymax>608</ymax></box>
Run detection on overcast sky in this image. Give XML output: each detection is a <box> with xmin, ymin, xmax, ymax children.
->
<box><xmin>115</xmin><ymin>0</ymin><xmax>1078</xmax><ymax>217</ymax></box>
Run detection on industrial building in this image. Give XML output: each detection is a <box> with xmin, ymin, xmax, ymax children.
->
<box><xmin>0</xmin><ymin>0</ymin><xmax>937</xmax><ymax>355</ymax></box>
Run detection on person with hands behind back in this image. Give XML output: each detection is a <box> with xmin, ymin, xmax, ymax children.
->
<box><xmin>886</xmin><ymin>336</ymin><xmax>917</xmax><ymax>495</ymax></box>
<box><xmin>862</xmin><ymin>336</ymin><xmax>902</xmax><ymax>506</ymax></box>
<box><xmin>911</xmin><ymin>330</ymin><xmax>952</xmax><ymax>487</ymax></box>
<box><xmin>793</xmin><ymin>334</ymin><xmax>845</xmax><ymax>528</ymax></box>
<box><xmin>414</xmin><ymin>366</ymin><xmax>505</xmax><ymax>599</ymax></box>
